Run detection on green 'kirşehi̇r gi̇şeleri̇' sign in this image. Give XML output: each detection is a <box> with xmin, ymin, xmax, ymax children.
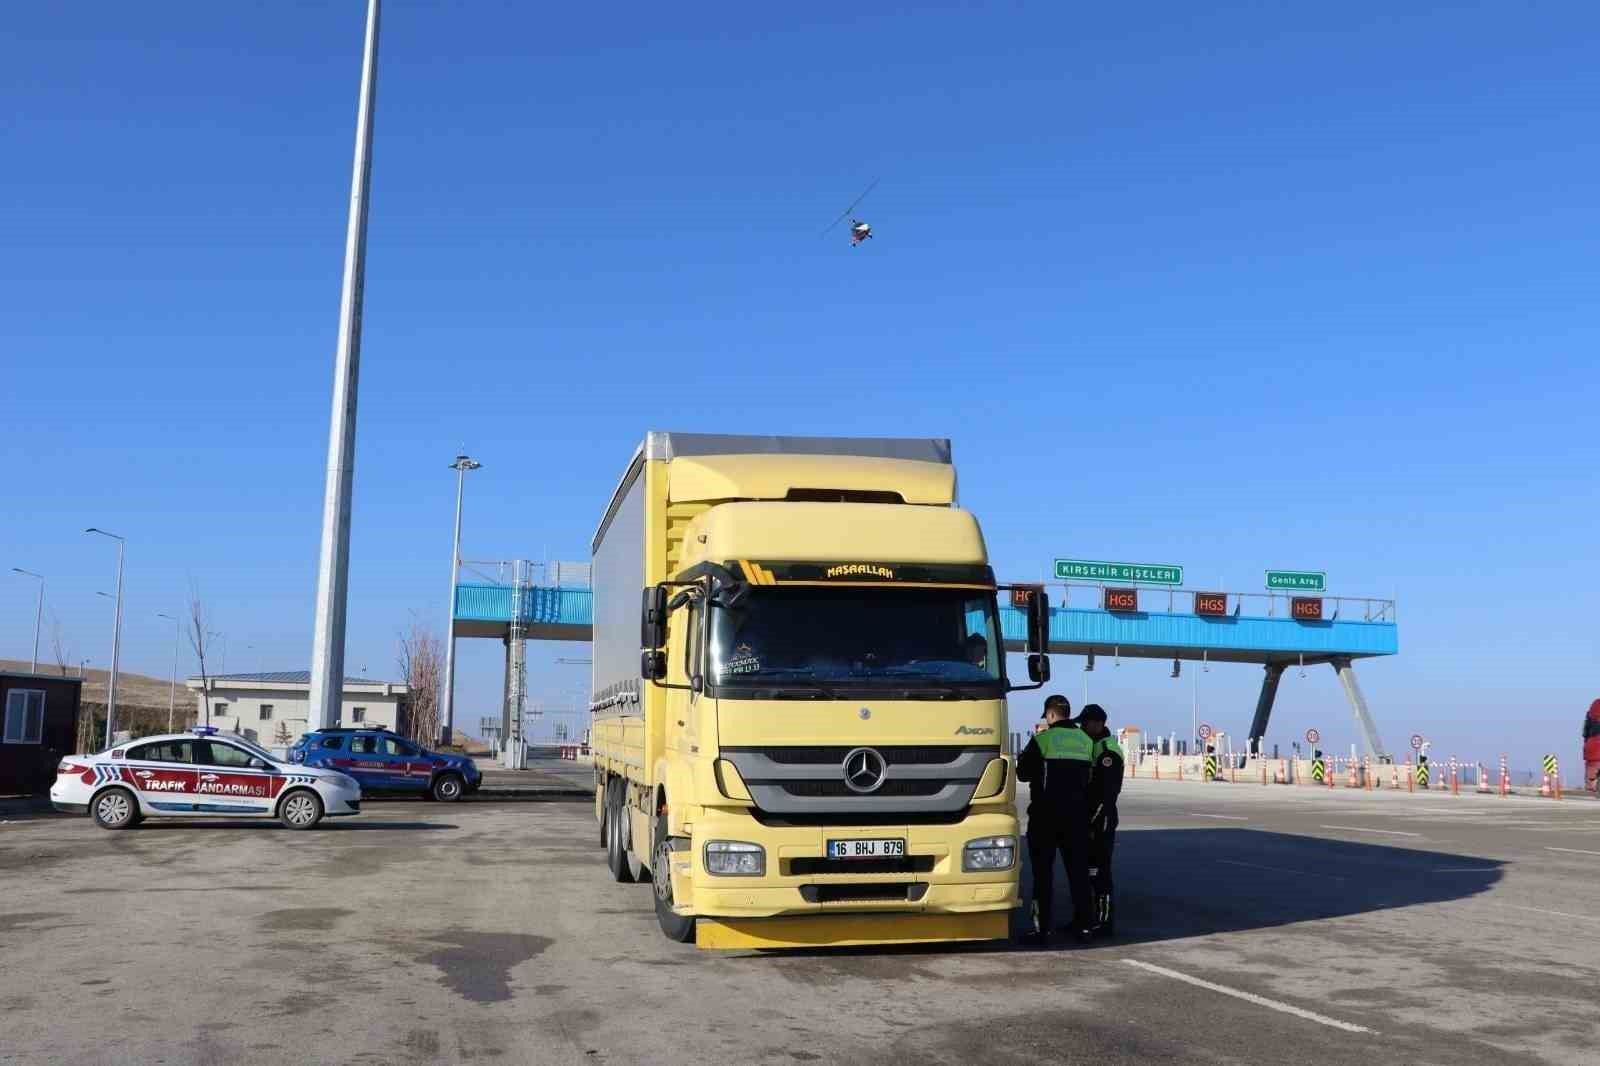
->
<box><xmin>1265</xmin><ymin>570</ymin><xmax>1327</xmax><ymax>592</ymax></box>
<box><xmin>1054</xmin><ymin>559</ymin><xmax>1183</xmax><ymax>585</ymax></box>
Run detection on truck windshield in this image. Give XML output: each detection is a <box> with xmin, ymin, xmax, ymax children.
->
<box><xmin>708</xmin><ymin>586</ymin><xmax>1002</xmax><ymax>692</ymax></box>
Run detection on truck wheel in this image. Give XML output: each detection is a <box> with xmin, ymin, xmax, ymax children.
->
<box><xmin>652</xmin><ymin>813</ymin><xmax>696</xmax><ymax>943</ymax></box>
<box><xmin>598</xmin><ymin>783</ymin><xmax>609</xmax><ymax>848</ymax></box>
<box><xmin>92</xmin><ymin>787</ymin><xmax>138</xmax><ymax>830</ymax></box>
<box><xmin>431</xmin><ymin>772</ymin><xmax>464</xmax><ymax>803</ymax></box>
<box><xmin>605</xmin><ymin>781</ymin><xmax>636</xmax><ymax>884</ymax></box>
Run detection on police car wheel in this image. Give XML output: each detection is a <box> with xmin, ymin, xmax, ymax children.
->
<box><xmin>653</xmin><ymin>813</ymin><xmax>696</xmax><ymax>944</ymax></box>
<box><xmin>432</xmin><ymin>772</ymin><xmax>464</xmax><ymax>803</ymax></box>
<box><xmin>92</xmin><ymin>787</ymin><xmax>137</xmax><ymax>830</ymax></box>
<box><xmin>280</xmin><ymin>789</ymin><xmax>324</xmax><ymax>830</ymax></box>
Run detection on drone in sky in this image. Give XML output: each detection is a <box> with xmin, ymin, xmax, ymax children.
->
<box><xmin>821</xmin><ymin>179</ymin><xmax>879</xmax><ymax>247</ymax></box>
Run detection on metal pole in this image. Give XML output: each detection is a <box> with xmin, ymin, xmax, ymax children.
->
<box><xmin>12</xmin><ymin>569</ymin><xmax>44</xmax><ymax>673</ymax></box>
<box><xmin>440</xmin><ymin>454</ymin><xmax>480</xmax><ymax>746</ymax></box>
<box><xmin>157</xmin><ymin>613</ymin><xmax>179</xmax><ymax>732</ymax></box>
<box><xmin>109</xmin><ymin>539</ymin><xmax>124</xmax><ymax>745</ymax></box>
<box><xmin>307</xmin><ymin>0</ymin><xmax>382</xmax><ymax>731</ymax></box>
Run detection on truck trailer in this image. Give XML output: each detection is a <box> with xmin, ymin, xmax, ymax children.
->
<box><xmin>589</xmin><ymin>432</ymin><xmax>1051</xmax><ymax>949</ymax></box>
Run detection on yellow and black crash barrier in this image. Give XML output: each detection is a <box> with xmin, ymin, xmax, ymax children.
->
<box><xmin>1543</xmin><ymin>754</ymin><xmax>1558</xmax><ymax>777</ymax></box>
<box><xmin>1416</xmin><ymin>759</ymin><xmax>1430</xmax><ymax>788</ymax></box>
<box><xmin>1311</xmin><ymin>757</ymin><xmax>1325</xmax><ymax>783</ymax></box>
<box><xmin>1203</xmin><ymin>752</ymin><xmax>1219</xmax><ymax>781</ymax></box>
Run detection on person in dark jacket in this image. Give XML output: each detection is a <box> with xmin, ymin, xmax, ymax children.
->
<box><xmin>1015</xmin><ymin>695</ymin><xmax>1095</xmax><ymax>946</ymax></box>
<box><xmin>1077</xmin><ymin>704</ymin><xmax>1124</xmax><ymax>935</ymax></box>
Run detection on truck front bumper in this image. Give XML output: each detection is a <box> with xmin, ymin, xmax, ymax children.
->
<box><xmin>684</xmin><ymin>806</ymin><xmax>1021</xmax><ymax>925</ymax></box>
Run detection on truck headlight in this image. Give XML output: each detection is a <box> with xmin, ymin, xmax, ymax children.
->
<box><xmin>704</xmin><ymin>840</ymin><xmax>765</xmax><ymax>876</ymax></box>
<box><xmin>962</xmin><ymin>836</ymin><xmax>1016</xmax><ymax>872</ymax></box>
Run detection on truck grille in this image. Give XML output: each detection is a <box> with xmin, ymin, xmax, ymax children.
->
<box><xmin>800</xmin><ymin>883</ymin><xmax>930</xmax><ymax>904</ymax></box>
<box><xmin>755</xmin><ymin>746</ymin><xmax>978</xmax><ymax>766</ymax></box>
<box><xmin>788</xmin><ymin>856</ymin><xmax>936</xmax><ymax>876</ymax></box>
<box><xmin>719</xmin><ymin>745</ymin><xmax>997</xmax><ymax>817</ymax></box>
<box><xmin>780</xmin><ymin>779</ymin><xmax>945</xmax><ymax>798</ymax></box>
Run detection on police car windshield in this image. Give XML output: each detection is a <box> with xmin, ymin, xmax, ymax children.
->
<box><xmin>219</xmin><ymin>735</ymin><xmax>276</xmax><ymax>762</ymax></box>
<box><xmin>708</xmin><ymin>587</ymin><xmax>1002</xmax><ymax>692</ymax></box>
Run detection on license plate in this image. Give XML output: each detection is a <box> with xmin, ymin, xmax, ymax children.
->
<box><xmin>826</xmin><ymin>837</ymin><xmax>905</xmax><ymax>859</ymax></box>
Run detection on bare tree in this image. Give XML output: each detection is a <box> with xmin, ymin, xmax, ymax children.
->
<box><xmin>188</xmin><ymin>581</ymin><xmax>216</xmax><ymax>726</ymax></box>
<box><xmin>398</xmin><ymin>615</ymin><xmax>444</xmax><ymax>745</ymax></box>
<box><xmin>273</xmin><ymin>719</ymin><xmax>293</xmax><ymax>747</ymax></box>
<box><xmin>49</xmin><ymin>609</ymin><xmax>71</xmax><ymax>677</ymax></box>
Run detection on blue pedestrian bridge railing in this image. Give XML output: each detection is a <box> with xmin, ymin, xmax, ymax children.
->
<box><xmin>453</xmin><ymin>580</ymin><xmax>1397</xmax><ymax>664</ymax></box>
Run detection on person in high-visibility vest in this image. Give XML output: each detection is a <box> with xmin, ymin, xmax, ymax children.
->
<box><xmin>1077</xmin><ymin>703</ymin><xmax>1124</xmax><ymax>936</ymax></box>
<box><xmin>1015</xmin><ymin>695</ymin><xmax>1095</xmax><ymax>946</ymax></box>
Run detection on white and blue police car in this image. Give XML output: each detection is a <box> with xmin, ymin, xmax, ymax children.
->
<box><xmin>50</xmin><ymin>726</ymin><xmax>362</xmax><ymax>830</ymax></box>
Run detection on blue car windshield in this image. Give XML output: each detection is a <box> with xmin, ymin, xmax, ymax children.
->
<box><xmin>708</xmin><ymin>587</ymin><xmax>1002</xmax><ymax>687</ymax></box>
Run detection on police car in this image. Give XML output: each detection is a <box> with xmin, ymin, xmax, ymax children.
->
<box><xmin>289</xmin><ymin>726</ymin><xmax>481</xmax><ymax>801</ymax></box>
<box><xmin>49</xmin><ymin>726</ymin><xmax>362</xmax><ymax>830</ymax></box>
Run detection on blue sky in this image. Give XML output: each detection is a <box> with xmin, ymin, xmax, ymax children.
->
<box><xmin>4</xmin><ymin>2</ymin><xmax>1596</xmax><ymax>772</ymax></box>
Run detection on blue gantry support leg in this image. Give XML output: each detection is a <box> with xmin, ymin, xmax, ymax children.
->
<box><xmin>1247</xmin><ymin>664</ymin><xmax>1286</xmax><ymax>754</ymax></box>
<box><xmin>1332</xmin><ymin>655</ymin><xmax>1387</xmax><ymax>761</ymax></box>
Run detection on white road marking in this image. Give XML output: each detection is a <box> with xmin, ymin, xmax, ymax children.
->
<box><xmin>1122</xmin><ymin>960</ymin><xmax>1375</xmax><ymax>1034</ymax></box>
<box><xmin>1218</xmin><ymin>859</ymin><xmax>1346</xmax><ymax>881</ymax></box>
<box><xmin>1489</xmin><ymin>902</ymin><xmax>1600</xmax><ymax>924</ymax></box>
<box><xmin>1320</xmin><ymin>825</ymin><xmax>1421</xmax><ymax>837</ymax></box>
<box><xmin>1189</xmin><ymin>813</ymin><xmax>1249</xmax><ymax>820</ymax></box>
<box><xmin>1545</xmin><ymin>847</ymin><xmax>1600</xmax><ymax>857</ymax></box>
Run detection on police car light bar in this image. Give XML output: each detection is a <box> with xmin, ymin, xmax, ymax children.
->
<box><xmin>192</xmin><ymin>725</ymin><xmax>219</xmax><ymax>736</ymax></box>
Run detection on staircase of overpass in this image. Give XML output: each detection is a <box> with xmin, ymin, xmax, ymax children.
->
<box><xmin>453</xmin><ymin>560</ymin><xmax>1399</xmax><ymax>758</ymax></box>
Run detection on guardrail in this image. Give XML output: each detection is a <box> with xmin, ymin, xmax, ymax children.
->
<box><xmin>1043</xmin><ymin>582</ymin><xmax>1395</xmax><ymax>623</ymax></box>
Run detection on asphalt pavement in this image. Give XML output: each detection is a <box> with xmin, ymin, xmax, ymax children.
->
<box><xmin>2</xmin><ymin>775</ymin><xmax>1596</xmax><ymax>1064</ymax></box>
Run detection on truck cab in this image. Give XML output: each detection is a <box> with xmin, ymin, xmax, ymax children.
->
<box><xmin>590</xmin><ymin>433</ymin><xmax>1048</xmax><ymax>948</ymax></box>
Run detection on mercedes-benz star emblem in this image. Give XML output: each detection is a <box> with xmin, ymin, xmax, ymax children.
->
<box><xmin>842</xmin><ymin>747</ymin><xmax>887</xmax><ymax>794</ymax></box>
<box><xmin>858</xmin><ymin>707</ymin><xmax>871</xmax><ymax>720</ymax></box>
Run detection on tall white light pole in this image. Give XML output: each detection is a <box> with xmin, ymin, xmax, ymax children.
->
<box><xmin>308</xmin><ymin>0</ymin><xmax>382</xmax><ymax>731</ymax></box>
<box><xmin>86</xmin><ymin>529</ymin><xmax>125</xmax><ymax>746</ymax></box>
<box><xmin>156</xmin><ymin>612</ymin><xmax>180</xmax><ymax>732</ymax></box>
<box><xmin>440</xmin><ymin>453</ymin><xmax>481</xmax><ymax>746</ymax></box>
<box><xmin>11</xmin><ymin>568</ymin><xmax>44</xmax><ymax>673</ymax></box>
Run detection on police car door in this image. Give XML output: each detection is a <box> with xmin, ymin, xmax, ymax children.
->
<box><xmin>382</xmin><ymin>736</ymin><xmax>427</xmax><ymax>787</ymax></box>
<box><xmin>193</xmin><ymin>739</ymin><xmax>276</xmax><ymax>816</ymax></box>
<box><xmin>122</xmin><ymin>739</ymin><xmax>199</xmax><ymax>814</ymax></box>
<box><xmin>344</xmin><ymin>734</ymin><xmax>388</xmax><ymax>789</ymax></box>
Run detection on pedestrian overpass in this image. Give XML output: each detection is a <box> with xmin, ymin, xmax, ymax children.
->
<box><xmin>451</xmin><ymin>560</ymin><xmax>1399</xmax><ymax>759</ymax></box>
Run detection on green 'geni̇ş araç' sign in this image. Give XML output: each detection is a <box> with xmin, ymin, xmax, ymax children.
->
<box><xmin>1054</xmin><ymin>559</ymin><xmax>1183</xmax><ymax>585</ymax></box>
<box><xmin>1266</xmin><ymin>570</ymin><xmax>1326</xmax><ymax>592</ymax></box>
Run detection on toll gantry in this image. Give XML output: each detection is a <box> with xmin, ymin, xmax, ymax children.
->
<box><xmin>450</xmin><ymin>562</ymin><xmax>1398</xmax><ymax>760</ymax></box>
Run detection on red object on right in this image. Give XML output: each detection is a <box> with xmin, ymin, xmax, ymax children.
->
<box><xmin>1583</xmin><ymin>700</ymin><xmax>1600</xmax><ymax>790</ymax></box>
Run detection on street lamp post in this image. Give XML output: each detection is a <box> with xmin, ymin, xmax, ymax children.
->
<box><xmin>440</xmin><ymin>453</ymin><xmax>481</xmax><ymax>746</ymax></box>
<box><xmin>156</xmin><ymin>612</ymin><xmax>180</xmax><ymax>732</ymax></box>
<box><xmin>307</xmin><ymin>0</ymin><xmax>382</xmax><ymax>732</ymax></box>
<box><xmin>11</xmin><ymin>568</ymin><xmax>44</xmax><ymax>673</ymax></box>
<box><xmin>86</xmin><ymin>529</ymin><xmax>125</xmax><ymax>746</ymax></box>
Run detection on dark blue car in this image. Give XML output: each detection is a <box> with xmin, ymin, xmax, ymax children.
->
<box><xmin>290</xmin><ymin>728</ymin><xmax>481</xmax><ymax>802</ymax></box>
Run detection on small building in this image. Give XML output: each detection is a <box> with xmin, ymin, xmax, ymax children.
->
<box><xmin>184</xmin><ymin>671</ymin><xmax>408</xmax><ymax>748</ymax></box>
<box><xmin>1</xmin><ymin>671</ymin><xmax>84</xmax><ymax>795</ymax></box>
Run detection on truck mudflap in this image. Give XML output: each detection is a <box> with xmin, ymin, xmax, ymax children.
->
<box><xmin>695</xmin><ymin>910</ymin><xmax>1008</xmax><ymax>950</ymax></box>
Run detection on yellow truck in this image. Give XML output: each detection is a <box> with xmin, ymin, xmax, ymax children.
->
<box><xmin>589</xmin><ymin>432</ymin><xmax>1051</xmax><ymax>949</ymax></box>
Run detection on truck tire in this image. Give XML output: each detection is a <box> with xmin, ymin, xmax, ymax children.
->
<box><xmin>598</xmin><ymin>782</ymin><xmax>609</xmax><ymax>848</ymax></box>
<box><xmin>605</xmin><ymin>781</ymin><xmax>637</xmax><ymax>884</ymax></box>
<box><xmin>652</xmin><ymin>813</ymin><xmax>696</xmax><ymax>944</ymax></box>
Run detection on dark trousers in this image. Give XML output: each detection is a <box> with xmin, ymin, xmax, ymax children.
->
<box><xmin>1027</xmin><ymin>816</ymin><xmax>1092</xmax><ymax>932</ymax></box>
<box><xmin>1089</xmin><ymin>822</ymin><xmax>1116</xmax><ymax>925</ymax></box>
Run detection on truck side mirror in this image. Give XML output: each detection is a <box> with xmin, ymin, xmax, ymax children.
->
<box><xmin>1027</xmin><ymin>654</ymin><xmax>1050</xmax><ymax>684</ymax></box>
<box><xmin>1026</xmin><ymin>590</ymin><xmax>1050</xmax><ymax>653</ymax></box>
<box><xmin>640</xmin><ymin>649</ymin><xmax>667</xmax><ymax>681</ymax></box>
<box><xmin>641</xmin><ymin>586</ymin><xmax>668</xmax><ymax>650</ymax></box>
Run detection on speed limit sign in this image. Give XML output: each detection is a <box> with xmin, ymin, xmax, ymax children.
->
<box><xmin>1197</xmin><ymin>722</ymin><xmax>1214</xmax><ymax>741</ymax></box>
<box><xmin>1305</xmin><ymin>728</ymin><xmax>1321</xmax><ymax>745</ymax></box>
<box><xmin>1410</xmin><ymin>733</ymin><xmax>1425</xmax><ymax>751</ymax></box>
